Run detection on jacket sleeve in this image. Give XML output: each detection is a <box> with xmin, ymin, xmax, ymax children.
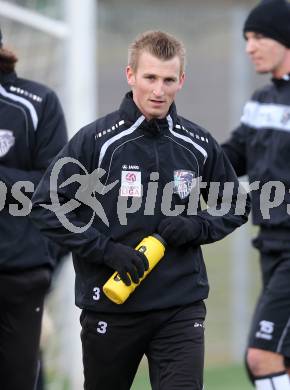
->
<box><xmin>191</xmin><ymin>136</ymin><xmax>250</xmax><ymax>246</ymax></box>
<box><xmin>0</xmin><ymin>90</ymin><xmax>68</xmax><ymax>192</ymax></box>
<box><xmin>221</xmin><ymin>123</ymin><xmax>248</xmax><ymax>177</ymax></box>
<box><xmin>30</xmin><ymin>126</ymin><xmax>110</xmax><ymax>264</ymax></box>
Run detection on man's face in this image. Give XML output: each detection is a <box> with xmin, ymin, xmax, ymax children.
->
<box><xmin>245</xmin><ymin>32</ymin><xmax>288</xmax><ymax>77</ymax></box>
<box><xmin>126</xmin><ymin>51</ymin><xmax>185</xmax><ymax>120</ymax></box>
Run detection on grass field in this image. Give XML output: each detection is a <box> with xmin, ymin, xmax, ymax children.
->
<box><xmin>132</xmin><ymin>362</ymin><xmax>252</xmax><ymax>389</ymax></box>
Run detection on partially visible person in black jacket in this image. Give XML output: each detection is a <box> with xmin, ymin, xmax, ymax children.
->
<box><xmin>0</xmin><ymin>27</ymin><xmax>68</xmax><ymax>390</ymax></box>
<box><xmin>222</xmin><ymin>1</ymin><xmax>290</xmax><ymax>389</ymax></box>
<box><xmin>31</xmin><ymin>30</ymin><xmax>250</xmax><ymax>390</ymax></box>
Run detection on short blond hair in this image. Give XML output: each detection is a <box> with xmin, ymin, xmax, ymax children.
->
<box><xmin>128</xmin><ymin>30</ymin><xmax>186</xmax><ymax>74</ymax></box>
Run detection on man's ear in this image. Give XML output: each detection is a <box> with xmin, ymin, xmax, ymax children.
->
<box><xmin>126</xmin><ymin>65</ymin><xmax>135</xmax><ymax>87</ymax></box>
<box><xmin>178</xmin><ymin>72</ymin><xmax>185</xmax><ymax>91</ymax></box>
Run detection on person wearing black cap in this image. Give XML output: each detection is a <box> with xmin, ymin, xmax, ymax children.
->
<box><xmin>222</xmin><ymin>1</ymin><xmax>290</xmax><ymax>389</ymax></box>
<box><xmin>0</xmin><ymin>28</ymin><xmax>67</xmax><ymax>389</ymax></box>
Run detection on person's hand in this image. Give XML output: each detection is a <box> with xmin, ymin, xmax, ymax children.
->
<box><xmin>157</xmin><ymin>216</ymin><xmax>201</xmax><ymax>247</ymax></box>
<box><xmin>103</xmin><ymin>241</ymin><xmax>149</xmax><ymax>286</ymax></box>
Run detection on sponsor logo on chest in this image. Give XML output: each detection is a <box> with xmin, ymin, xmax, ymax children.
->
<box><xmin>120</xmin><ymin>165</ymin><xmax>142</xmax><ymax>197</ymax></box>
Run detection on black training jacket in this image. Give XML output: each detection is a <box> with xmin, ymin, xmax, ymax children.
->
<box><xmin>31</xmin><ymin>92</ymin><xmax>249</xmax><ymax>313</ymax></box>
<box><xmin>222</xmin><ymin>75</ymin><xmax>290</xmax><ymax>234</ymax></box>
<box><xmin>0</xmin><ymin>71</ymin><xmax>68</xmax><ymax>271</ymax></box>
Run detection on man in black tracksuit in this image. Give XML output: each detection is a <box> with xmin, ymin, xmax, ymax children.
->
<box><xmin>222</xmin><ymin>1</ymin><xmax>290</xmax><ymax>389</ymax></box>
<box><xmin>0</xmin><ymin>29</ymin><xmax>67</xmax><ymax>390</ymax></box>
<box><xmin>31</xmin><ymin>31</ymin><xmax>250</xmax><ymax>390</ymax></box>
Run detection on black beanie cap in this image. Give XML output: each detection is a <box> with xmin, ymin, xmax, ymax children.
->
<box><xmin>243</xmin><ymin>0</ymin><xmax>290</xmax><ymax>48</ymax></box>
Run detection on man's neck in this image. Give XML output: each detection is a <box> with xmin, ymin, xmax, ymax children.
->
<box><xmin>272</xmin><ymin>50</ymin><xmax>290</xmax><ymax>79</ymax></box>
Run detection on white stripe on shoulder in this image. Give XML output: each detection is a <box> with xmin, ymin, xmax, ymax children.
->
<box><xmin>166</xmin><ymin>115</ymin><xmax>208</xmax><ymax>160</ymax></box>
<box><xmin>0</xmin><ymin>84</ymin><xmax>38</xmax><ymax>130</ymax></box>
<box><xmin>98</xmin><ymin>115</ymin><xmax>145</xmax><ymax>167</ymax></box>
<box><xmin>241</xmin><ymin>101</ymin><xmax>290</xmax><ymax>132</ymax></box>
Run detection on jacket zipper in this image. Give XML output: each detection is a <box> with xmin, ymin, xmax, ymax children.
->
<box><xmin>153</xmin><ymin>140</ymin><xmax>159</xmax><ymax>171</ymax></box>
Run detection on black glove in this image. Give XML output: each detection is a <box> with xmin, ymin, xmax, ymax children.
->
<box><xmin>157</xmin><ymin>216</ymin><xmax>201</xmax><ymax>247</ymax></box>
<box><xmin>103</xmin><ymin>241</ymin><xmax>149</xmax><ymax>286</ymax></box>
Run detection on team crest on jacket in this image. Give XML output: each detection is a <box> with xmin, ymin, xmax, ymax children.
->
<box><xmin>0</xmin><ymin>130</ymin><xmax>15</xmax><ymax>157</ymax></box>
<box><xmin>173</xmin><ymin>170</ymin><xmax>196</xmax><ymax>200</ymax></box>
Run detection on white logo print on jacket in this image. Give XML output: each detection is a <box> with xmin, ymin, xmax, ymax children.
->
<box><xmin>0</xmin><ymin>130</ymin><xmax>15</xmax><ymax>157</ymax></box>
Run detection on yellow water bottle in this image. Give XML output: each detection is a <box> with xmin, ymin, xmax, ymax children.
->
<box><xmin>103</xmin><ymin>234</ymin><xmax>166</xmax><ymax>304</ymax></box>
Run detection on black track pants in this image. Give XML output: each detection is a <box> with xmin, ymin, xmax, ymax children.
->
<box><xmin>0</xmin><ymin>267</ymin><xmax>51</xmax><ymax>390</ymax></box>
<box><xmin>81</xmin><ymin>301</ymin><xmax>206</xmax><ymax>390</ymax></box>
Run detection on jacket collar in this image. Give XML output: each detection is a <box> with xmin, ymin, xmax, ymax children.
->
<box><xmin>272</xmin><ymin>73</ymin><xmax>290</xmax><ymax>87</ymax></box>
<box><xmin>0</xmin><ymin>71</ymin><xmax>17</xmax><ymax>85</ymax></box>
<box><xmin>119</xmin><ymin>91</ymin><xmax>178</xmax><ymax>136</ymax></box>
